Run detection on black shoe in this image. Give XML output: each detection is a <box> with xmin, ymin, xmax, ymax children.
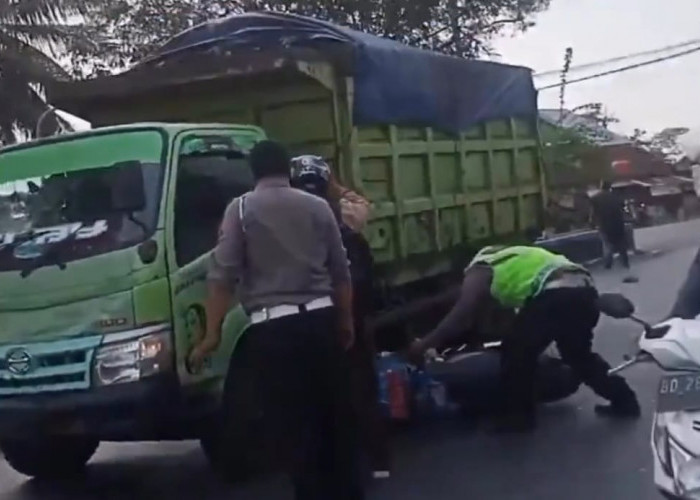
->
<box><xmin>488</xmin><ymin>414</ymin><xmax>536</xmax><ymax>434</ymax></box>
<box><xmin>594</xmin><ymin>401</ymin><xmax>641</xmax><ymax>419</ymax></box>
<box><xmin>622</xmin><ymin>275</ymin><xmax>639</xmax><ymax>283</ymax></box>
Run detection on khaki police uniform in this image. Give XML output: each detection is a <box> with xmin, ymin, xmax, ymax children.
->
<box><xmin>210</xmin><ymin>177</ymin><xmax>363</xmax><ymax>500</ymax></box>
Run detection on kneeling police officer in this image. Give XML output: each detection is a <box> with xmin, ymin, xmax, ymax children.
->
<box><xmin>410</xmin><ymin>244</ymin><xmax>640</xmax><ymax>432</ymax></box>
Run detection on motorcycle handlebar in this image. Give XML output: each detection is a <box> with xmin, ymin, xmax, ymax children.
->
<box><xmin>608</xmin><ymin>351</ymin><xmax>654</xmax><ymax>375</ymax></box>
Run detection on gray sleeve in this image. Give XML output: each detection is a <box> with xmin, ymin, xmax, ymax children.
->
<box><xmin>207</xmin><ymin>198</ymin><xmax>244</xmax><ymax>288</ymax></box>
<box><xmin>321</xmin><ymin>201</ymin><xmax>351</xmax><ymax>286</ymax></box>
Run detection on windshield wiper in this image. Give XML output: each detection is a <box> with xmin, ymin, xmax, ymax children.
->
<box><xmin>19</xmin><ymin>224</ymin><xmax>83</xmax><ymax>279</ymax></box>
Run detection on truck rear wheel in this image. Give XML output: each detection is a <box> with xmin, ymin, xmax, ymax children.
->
<box><xmin>0</xmin><ymin>437</ymin><xmax>99</xmax><ymax>479</ymax></box>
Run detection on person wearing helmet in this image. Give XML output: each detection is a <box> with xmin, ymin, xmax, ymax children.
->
<box><xmin>291</xmin><ymin>155</ymin><xmax>391</xmax><ymax>479</ymax></box>
<box><xmin>408</xmin><ymin>244</ymin><xmax>640</xmax><ymax>432</ymax></box>
<box><xmin>290</xmin><ymin>155</ymin><xmax>342</xmax><ymax>219</ymax></box>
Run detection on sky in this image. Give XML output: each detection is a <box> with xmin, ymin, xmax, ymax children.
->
<box><xmin>59</xmin><ymin>0</ymin><xmax>700</xmax><ymax>140</ymax></box>
<box><xmin>492</xmin><ymin>0</ymin><xmax>700</xmax><ymax>136</ymax></box>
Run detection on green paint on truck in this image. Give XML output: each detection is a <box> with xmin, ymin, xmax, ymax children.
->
<box><xmin>0</xmin><ymin>123</ymin><xmax>265</xmax><ymax>479</ymax></box>
<box><xmin>0</xmin><ymin>25</ymin><xmax>546</xmax><ymax>482</ymax></box>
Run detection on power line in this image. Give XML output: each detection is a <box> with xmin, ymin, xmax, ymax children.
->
<box><xmin>534</xmin><ymin>38</ymin><xmax>700</xmax><ymax>78</ymax></box>
<box><xmin>537</xmin><ymin>44</ymin><xmax>700</xmax><ymax>91</ymax></box>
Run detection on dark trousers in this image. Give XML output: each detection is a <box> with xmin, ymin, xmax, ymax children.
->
<box><xmin>348</xmin><ymin>321</ymin><xmax>390</xmax><ymax>471</ymax></box>
<box><xmin>242</xmin><ymin>307</ymin><xmax>364</xmax><ymax>500</ymax></box>
<box><xmin>501</xmin><ymin>287</ymin><xmax>638</xmax><ymax>418</ymax></box>
<box><xmin>600</xmin><ymin>228</ymin><xmax>630</xmax><ymax>269</ymax></box>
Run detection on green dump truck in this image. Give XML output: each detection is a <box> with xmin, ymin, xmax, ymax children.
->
<box><xmin>0</xmin><ymin>13</ymin><xmax>545</xmax><ymax>479</ymax></box>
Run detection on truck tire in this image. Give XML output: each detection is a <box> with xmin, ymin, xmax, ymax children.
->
<box><xmin>0</xmin><ymin>437</ymin><xmax>99</xmax><ymax>479</ymax></box>
<box><xmin>200</xmin><ymin>335</ymin><xmax>269</xmax><ymax>483</ymax></box>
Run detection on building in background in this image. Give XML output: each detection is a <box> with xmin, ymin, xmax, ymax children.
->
<box><xmin>539</xmin><ymin>109</ymin><xmax>695</xmax><ymax>228</ymax></box>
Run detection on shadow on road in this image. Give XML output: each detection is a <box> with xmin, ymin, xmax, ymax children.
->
<box><xmin>9</xmin><ymin>446</ymin><xmax>284</xmax><ymax>500</ymax></box>
<box><xmin>13</xmin><ymin>450</ymin><xmax>214</xmax><ymax>499</ymax></box>
<box><xmin>7</xmin><ymin>404</ymin><xmax>596</xmax><ymax>500</ymax></box>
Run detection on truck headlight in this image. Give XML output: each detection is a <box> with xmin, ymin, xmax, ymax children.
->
<box><xmin>92</xmin><ymin>330</ymin><xmax>173</xmax><ymax>386</ymax></box>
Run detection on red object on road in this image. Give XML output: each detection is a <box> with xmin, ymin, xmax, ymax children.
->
<box><xmin>387</xmin><ymin>370</ymin><xmax>410</xmax><ymax>420</ymax></box>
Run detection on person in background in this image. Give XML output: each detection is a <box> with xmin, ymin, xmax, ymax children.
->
<box><xmin>408</xmin><ymin>244</ymin><xmax>640</xmax><ymax>432</ymax></box>
<box><xmin>290</xmin><ymin>154</ymin><xmax>392</xmax><ymax>480</ymax></box>
<box><xmin>590</xmin><ymin>180</ymin><xmax>638</xmax><ymax>283</ymax></box>
<box><xmin>189</xmin><ymin>141</ymin><xmax>364</xmax><ymax>500</ymax></box>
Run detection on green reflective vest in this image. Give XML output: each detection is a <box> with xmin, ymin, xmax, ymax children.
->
<box><xmin>469</xmin><ymin>245</ymin><xmax>588</xmax><ymax>308</ymax></box>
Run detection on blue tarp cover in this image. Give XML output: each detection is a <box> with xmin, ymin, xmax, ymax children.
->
<box><xmin>146</xmin><ymin>12</ymin><xmax>538</xmax><ymax>134</ymax></box>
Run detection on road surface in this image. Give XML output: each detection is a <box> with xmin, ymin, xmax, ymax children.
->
<box><xmin>3</xmin><ymin>221</ymin><xmax>700</xmax><ymax>500</ymax></box>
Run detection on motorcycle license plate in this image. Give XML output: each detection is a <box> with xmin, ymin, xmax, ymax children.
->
<box><xmin>656</xmin><ymin>373</ymin><xmax>700</xmax><ymax>412</ymax></box>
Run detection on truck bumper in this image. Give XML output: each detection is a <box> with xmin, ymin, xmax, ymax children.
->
<box><xmin>0</xmin><ymin>375</ymin><xmax>216</xmax><ymax>441</ymax></box>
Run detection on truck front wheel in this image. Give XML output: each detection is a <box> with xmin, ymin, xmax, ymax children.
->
<box><xmin>0</xmin><ymin>437</ymin><xmax>99</xmax><ymax>479</ymax></box>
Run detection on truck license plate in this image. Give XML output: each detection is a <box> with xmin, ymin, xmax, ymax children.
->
<box><xmin>657</xmin><ymin>373</ymin><xmax>700</xmax><ymax>412</ymax></box>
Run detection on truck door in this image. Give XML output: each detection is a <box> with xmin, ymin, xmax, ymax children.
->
<box><xmin>165</xmin><ymin>129</ymin><xmax>259</xmax><ymax>388</ymax></box>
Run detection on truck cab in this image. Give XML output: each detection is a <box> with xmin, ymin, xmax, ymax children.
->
<box><xmin>0</xmin><ymin>123</ymin><xmax>265</xmax><ymax>478</ymax></box>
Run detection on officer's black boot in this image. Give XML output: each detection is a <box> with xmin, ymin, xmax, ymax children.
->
<box><xmin>594</xmin><ymin>399</ymin><xmax>641</xmax><ymax>419</ymax></box>
<box><xmin>573</xmin><ymin>352</ymin><xmax>641</xmax><ymax>419</ymax></box>
<box><xmin>594</xmin><ymin>378</ymin><xmax>641</xmax><ymax>419</ymax></box>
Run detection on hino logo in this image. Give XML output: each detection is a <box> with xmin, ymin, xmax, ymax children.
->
<box><xmin>5</xmin><ymin>348</ymin><xmax>34</xmax><ymax>375</ymax></box>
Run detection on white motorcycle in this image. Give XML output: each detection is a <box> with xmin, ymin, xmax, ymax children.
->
<box><xmin>601</xmin><ymin>293</ymin><xmax>700</xmax><ymax>499</ymax></box>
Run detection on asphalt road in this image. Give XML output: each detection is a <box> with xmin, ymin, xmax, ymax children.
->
<box><xmin>3</xmin><ymin>221</ymin><xmax>700</xmax><ymax>500</ymax></box>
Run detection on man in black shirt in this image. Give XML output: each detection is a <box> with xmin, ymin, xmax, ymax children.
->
<box><xmin>290</xmin><ymin>155</ymin><xmax>392</xmax><ymax>479</ymax></box>
<box><xmin>590</xmin><ymin>181</ymin><xmax>637</xmax><ymax>282</ymax></box>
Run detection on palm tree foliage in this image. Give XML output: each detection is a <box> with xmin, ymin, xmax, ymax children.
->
<box><xmin>0</xmin><ymin>0</ymin><xmax>104</xmax><ymax>143</ymax></box>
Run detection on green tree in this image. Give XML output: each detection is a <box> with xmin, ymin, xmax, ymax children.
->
<box><xmin>77</xmin><ymin>0</ymin><xmax>551</xmax><ymax>77</ymax></box>
<box><xmin>541</xmin><ymin>124</ymin><xmax>606</xmax><ymax>188</ymax></box>
<box><xmin>0</xmin><ymin>0</ymin><xmax>104</xmax><ymax>143</ymax></box>
<box><xmin>632</xmin><ymin>127</ymin><xmax>690</xmax><ymax>163</ymax></box>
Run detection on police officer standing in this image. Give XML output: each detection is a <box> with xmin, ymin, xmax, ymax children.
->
<box><xmin>409</xmin><ymin>244</ymin><xmax>640</xmax><ymax>432</ymax></box>
<box><xmin>189</xmin><ymin>141</ymin><xmax>364</xmax><ymax>499</ymax></box>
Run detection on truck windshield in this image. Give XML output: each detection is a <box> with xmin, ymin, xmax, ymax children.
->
<box><xmin>0</xmin><ymin>130</ymin><xmax>165</xmax><ymax>273</ymax></box>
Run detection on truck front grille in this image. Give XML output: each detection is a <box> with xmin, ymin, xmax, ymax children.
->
<box><xmin>0</xmin><ymin>336</ymin><xmax>102</xmax><ymax>396</ymax></box>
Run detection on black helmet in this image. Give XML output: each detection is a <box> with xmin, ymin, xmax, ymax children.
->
<box><xmin>290</xmin><ymin>155</ymin><xmax>331</xmax><ymax>198</ymax></box>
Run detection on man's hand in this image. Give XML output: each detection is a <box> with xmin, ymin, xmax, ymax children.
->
<box><xmin>187</xmin><ymin>334</ymin><xmax>219</xmax><ymax>373</ymax></box>
<box><xmin>339</xmin><ymin>317</ymin><xmax>355</xmax><ymax>351</ymax></box>
<box><xmin>190</xmin><ymin>280</ymin><xmax>232</xmax><ymax>374</ymax></box>
<box><xmin>417</xmin><ymin>266</ymin><xmax>493</xmax><ymax>353</ymax></box>
<box><xmin>332</xmin><ymin>282</ymin><xmax>355</xmax><ymax>351</ymax></box>
<box><xmin>406</xmin><ymin>338</ymin><xmax>428</xmax><ymax>365</ymax></box>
